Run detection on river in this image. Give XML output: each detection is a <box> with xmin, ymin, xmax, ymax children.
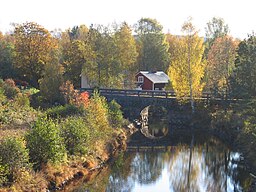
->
<box><xmin>71</xmin><ymin>130</ymin><xmax>253</xmax><ymax>192</ymax></box>
<box><xmin>69</xmin><ymin>107</ymin><xmax>254</xmax><ymax>192</ymax></box>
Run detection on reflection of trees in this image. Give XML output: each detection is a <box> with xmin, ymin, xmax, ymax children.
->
<box><xmin>130</xmin><ymin>152</ymin><xmax>164</xmax><ymax>184</ymax></box>
<box><xmin>105</xmin><ymin>152</ymin><xmax>167</xmax><ymax>191</ymax></box>
<box><xmin>73</xmin><ymin>167</ymin><xmax>112</xmax><ymax>192</ymax></box>
<box><xmin>203</xmin><ymin>138</ymin><xmax>229</xmax><ymax>191</ymax></box>
<box><xmin>168</xmin><ymin>137</ymin><xmax>248</xmax><ymax>192</ymax></box>
<box><xmin>106</xmin><ymin>153</ymin><xmax>135</xmax><ymax>192</ymax></box>
<box><xmin>148</xmin><ymin>120</ymin><xmax>169</xmax><ymax>137</ymax></box>
<box><xmin>168</xmin><ymin>147</ymin><xmax>201</xmax><ymax>192</ymax></box>
<box><xmin>74</xmin><ymin>135</ymin><xmax>250</xmax><ymax>191</ymax></box>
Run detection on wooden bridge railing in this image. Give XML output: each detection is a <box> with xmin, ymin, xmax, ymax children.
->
<box><xmin>80</xmin><ymin>88</ymin><xmax>212</xmax><ymax>100</ymax></box>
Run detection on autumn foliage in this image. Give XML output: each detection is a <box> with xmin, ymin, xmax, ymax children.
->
<box><xmin>59</xmin><ymin>81</ymin><xmax>89</xmax><ymax>107</ymax></box>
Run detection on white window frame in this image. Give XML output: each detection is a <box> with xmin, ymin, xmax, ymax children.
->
<box><xmin>138</xmin><ymin>76</ymin><xmax>144</xmax><ymax>83</ymax></box>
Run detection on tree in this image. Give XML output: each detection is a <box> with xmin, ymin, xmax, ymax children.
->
<box><xmin>0</xmin><ymin>33</ymin><xmax>15</xmax><ymax>79</ymax></box>
<box><xmin>231</xmin><ymin>33</ymin><xmax>256</xmax><ymax>98</ymax></box>
<box><xmin>93</xmin><ymin>25</ymin><xmax>119</xmax><ymax>88</ymax></box>
<box><xmin>26</xmin><ymin>118</ymin><xmax>67</xmax><ymax>169</ymax></box>
<box><xmin>207</xmin><ymin>36</ymin><xmax>238</xmax><ymax>97</ymax></box>
<box><xmin>114</xmin><ymin>22</ymin><xmax>138</xmax><ymax>88</ymax></box>
<box><xmin>205</xmin><ymin>17</ymin><xmax>229</xmax><ymax>56</ymax></box>
<box><xmin>80</xmin><ymin>25</ymin><xmax>100</xmax><ymax>87</ymax></box>
<box><xmin>68</xmin><ymin>25</ymin><xmax>89</xmax><ymax>42</ymax></box>
<box><xmin>108</xmin><ymin>100</ymin><xmax>124</xmax><ymax>128</ymax></box>
<box><xmin>85</xmin><ymin>91</ymin><xmax>110</xmax><ymax>137</ymax></box>
<box><xmin>13</xmin><ymin>22</ymin><xmax>58</xmax><ymax>87</ymax></box>
<box><xmin>0</xmin><ymin>137</ymin><xmax>30</xmax><ymax>184</ymax></box>
<box><xmin>39</xmin><ymin>50</ymin><xmax>64</xmax><ymax>103</ymax></box>
<box><xmin>63</xmin><ymin>40</ymin><xmax>88</xmax><ymax>87</ymax></box>
<box><xmin>84</xmin><ymin>24</ymin><xmax>123</xmax><ymax>88</ymax></box>
<box><xmin>135</xmin><ymin>18</ymin><xmax>170</xmax><ymax>72</ymax></box>
<box><xmin>60</xmin><ymin>25</ymin><xmax>97</xmax><ymax>88</ymax></box>
<box><xmin>60</xmin><ymin>117</ymin><xmax>89</xmax><ymax>156</ymax></box>
<box><xmin>168</xmin><ymin>18</ymin><xmax>205</xmax><ymax>113</ymax></box>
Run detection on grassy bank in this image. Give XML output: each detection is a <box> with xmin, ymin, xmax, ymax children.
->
<box><xmin>0</xmin><ymin>79</ymin><xmax>132</xmax><ymax>191</ymax></box>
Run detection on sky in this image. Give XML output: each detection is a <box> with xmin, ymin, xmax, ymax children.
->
<box><xmin>0</xmin><ymin>0</ymin><xmax>255</xmax><ymax>39</ymax></box>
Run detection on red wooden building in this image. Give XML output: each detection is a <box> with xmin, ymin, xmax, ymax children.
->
<box><xmin>135</xmin><ymin>71</ymin><xmax>170</xmax><ymax>90</ymax></box>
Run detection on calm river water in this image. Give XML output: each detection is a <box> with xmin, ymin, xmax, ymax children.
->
<box><xmin>72</xmin><ymin>132</ymin><xmax>253</xmax><ymax>192</ymax></box>
<box><xmin>71</xmin><ymin>107</ymin><xmax>253</xmax><ymax>192</ymax></box>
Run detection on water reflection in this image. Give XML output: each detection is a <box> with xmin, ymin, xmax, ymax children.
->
<box><xmin>140</xmin><ymin>105</ymin><xmax>169</xmax><ymax>139</ymax></box>
<box><xmin>148</xmin><ymin>120</ymin><xmax>169</xmax><ymax>138</ymax></box>
<box><xmin>74</xmin><ymin>135</ymin><xmax>252</xmax><ymax>192</ymax></box>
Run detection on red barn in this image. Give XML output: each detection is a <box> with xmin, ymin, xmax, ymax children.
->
<box><xmin>135</xmin><ymin>71</ymin><xmax>170</xmax><ymax>90</ymax></box>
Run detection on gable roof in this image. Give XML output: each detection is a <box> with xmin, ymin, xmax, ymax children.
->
<box><xmin>137</xmin><ymin>71</ymin><xmax>170</xmax><ymax>84</ymax></box>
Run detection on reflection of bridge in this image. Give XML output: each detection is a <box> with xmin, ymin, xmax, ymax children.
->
<box><xmin>127</xmin><ymin>145</ymin><xmax>177</xmax><ymax>152</ymax></box>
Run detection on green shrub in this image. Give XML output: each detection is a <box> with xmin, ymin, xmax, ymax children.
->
<box><xmin>45</xmin><ymin>104</ymin><xmax>85</xmax><ymax>118</ymax></box>
<box><xmin>0</xmin><ymin>87</ymin><xmax>6</xmax><ymax>104</ymax></box>
<box><xmin>2</xmin><ymin>79</ymin><xmax>20</xmax><ymax>99</ymax></box>
<box><xmin>85</xmin><ymin>92</ymin><xmax>110</xmax><ymax>137</ymax></box>
<box><xmin>0</xmin><ymin>79</ymin><xmax>3</xmax><ymax>87</ymax></box>
<box><xmin>108</xmin><ymin>100</ymin><xmax>124</xmax><ymax>128</ymax></box>
<box><xmin>0</xmin><ymin>158</ymin><xmax>8</xmax><ymax>187</ymax></box>
<box><xmin>22</xmin><ymin>87</ymin><xmax>39</xmax><ymax>95</ymax></box>
<box><xmin>0</xmin><ymin>137</ymin><xmax>30</xmax><ymax>185</ymax></box>
<box><xmin>14</xmin><ymin>93</ymin><xmax>30</xmax><ymax>107</ymax></box>
<box><xmin>26</xmin><ymin>118</ymin><xmax>67</xmax><ymax>169</ymax></box>
<box><xmin>60</xmin><ymin>117</ymin><xmax>89</xmax><ymax>156</ymax></box>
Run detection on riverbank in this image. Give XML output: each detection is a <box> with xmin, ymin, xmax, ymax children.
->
<box><xmin>0</xmin><ymin>82</ymin><xmax>137</xmax><ymax>191</ymax></box>
<box><xmin>54</xmin><ymin>123</ymin><xmax>137</xmax><ymax>191</ymax></box>
<box><xmin>0</xmin><ymin>123</ymin><xmax>137</xmax><ymax>192</ymax></box>
<box><xmin>47</xmin><ymin>124</ymin><xmax>135</xmax><ymax>191</ymax></box>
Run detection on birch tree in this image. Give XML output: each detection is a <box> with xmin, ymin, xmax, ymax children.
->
<box><xmin>168</xmin><ymin>18</ymin><xmax>205</xmax><ymax>113</ymax></box>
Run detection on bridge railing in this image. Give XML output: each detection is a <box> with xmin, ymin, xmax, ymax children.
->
<box><xmin>80</xmin><ymin>88</ymin><xmax>215</xmax><ymax>101</ymax></box>
<box><xmin>80</xmin><ymin>88</ymin><xmax>177</xmax><ymax>98</ymax></box>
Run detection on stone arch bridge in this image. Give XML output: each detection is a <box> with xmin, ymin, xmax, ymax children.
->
<box><xmin>80</xmin><ymin>88</ymin><xmax>228</xmax><ymax>120</ymax></box>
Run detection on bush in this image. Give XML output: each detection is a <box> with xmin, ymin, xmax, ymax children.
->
<box><xmin>4</xmin><ymin>79</ymin><xmax>16</xmax><ymax>87</ymax></box>
<box><xmin>45</xmin><ymin>104</ymin><xmax>85</xmax><ymax>118</ymax></box>
<box><xmin>59</xmin><ymin>81</ymin><xmax>90</xmax><ymax>107</ymax></box>
<box><xmin>60</xmin><ymin>117</ymin><xmax>89</xmax><ymax>156</ymax></box>
<box><xmin>26</xmin><ymin>118</ymin><xmax>67</xmax><ymax>169</ymax></box>
<box><xmin>14</xmin><ymin>93</ymin><xmax>30</xmax><ymax>107</ymax></box>
<box><xmin>108</xmin><ymin>100</ymin><xmax>124</xmax><ymax>128</ymax></box>
<box><xmin>0</xmin><ymin>79</ymin><xmax>3</xmax><ymax>87</ymax></box>
<box><xmin>75</xmin><ymin>91</ymin><xmax>90</xmax><ymax>108</ymax></box>
<box><xmin>0</xmin><ymin>137</ymin><xmax>30</xmax><ymax>186</ymax></box>
<box><xmin>59</xmin><ymin>81</ymin><xmax>76</xmax><ymax>105</ymax></box>
<box><xmin>0</xmin><ymin>87</ymin><xmax>6</xmax><ymax>104</ymax></box>
<box><xmin>0</xmin><ymin>158</ymin><xmax>8</xmax><ymax>187</ymax></box>
<box><xmin>85</xmin><ymin>92</ymin><xmax>110</xmax><ymax>137</ymax></box>
<box><xmin>2</xmin><ymin>79</ymin><xmax>20</xmax><ymax>99</ymax></box>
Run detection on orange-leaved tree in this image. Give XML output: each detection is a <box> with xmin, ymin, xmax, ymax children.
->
<box><xmin>207</xmin><ymin>36</ymin><xmax>239</xmax><ymax>97</ymax></box>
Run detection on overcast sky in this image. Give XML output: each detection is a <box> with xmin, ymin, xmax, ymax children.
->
<box><xmin>0</xmin><ymin>0</ymin><xmax>255</xmax><ymax>39</ymax></box>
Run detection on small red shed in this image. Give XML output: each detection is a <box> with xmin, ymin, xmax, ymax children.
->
<box><xmin>135</xmin><ymin>71</ymin><xmax>170</xmax><ymax>90</ymax></box>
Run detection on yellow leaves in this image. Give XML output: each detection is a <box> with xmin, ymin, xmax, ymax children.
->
<box><xmin>207</xmin><ymin>35</ymin><xmax>238</xmax><ymax>93</ymax></box>
<box><xmin>13</xmin><ymin>22</ymin><xmax>58</xmax><ymax>87</ymax></box>
<box><xmin>168</xmin><ymin>32</ymin><xmax>206</xmax><ymax>102</ymax></box>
